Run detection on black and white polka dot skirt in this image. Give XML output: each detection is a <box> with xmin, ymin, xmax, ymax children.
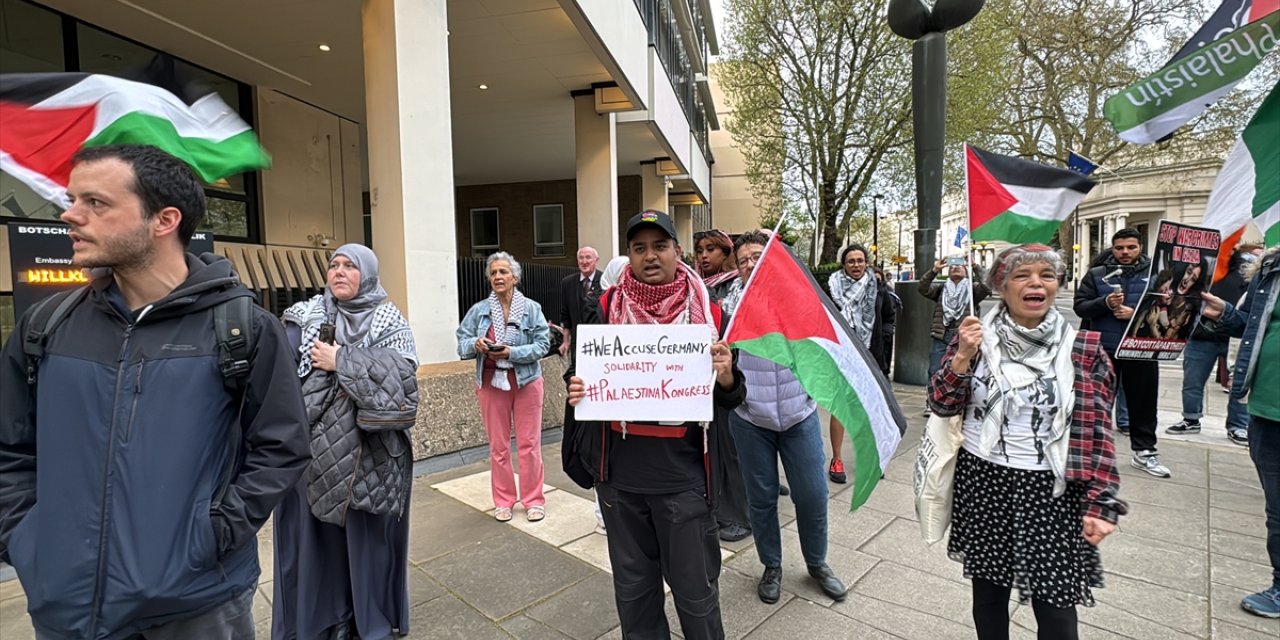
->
<box><xmin>948</xmin><ymin>448</ymin><xmax>1104</xmax><ymax>608</ymax></box>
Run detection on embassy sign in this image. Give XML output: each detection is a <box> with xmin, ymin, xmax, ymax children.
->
<box><xmin>7</xmin><ymin>221</ymin><xmax>214</xmax><ymax>319</ymax></box>
<box><xmin>1104</xmin><ymin>11</ymin><xmax>1278</xmax><ymax>144</ymax></box>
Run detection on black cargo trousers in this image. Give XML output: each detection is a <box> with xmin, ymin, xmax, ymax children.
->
<box><xmin>596</xmin><ymin>482</ymin><xmax>724</xmax><ymax>640</ymax></box>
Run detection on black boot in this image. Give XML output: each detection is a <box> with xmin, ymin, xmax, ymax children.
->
<box><xmin>807</xmin><ymin>563</ymin><xmax>847</xmax><ymax>602</ymax></box>
<box><xmin>758</xmin><ymin>566</ymin><xmax>783</xmax><ymax>604</ymax></box>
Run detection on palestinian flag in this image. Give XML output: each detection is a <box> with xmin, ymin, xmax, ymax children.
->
<box><xmin>725</xmin><ymin>236</ymin><xmax>907</xmax><ymax>510</ymax></box>
<box><xmin>966</xmin><ymin>145</ymin><xmax>1097</xmax><ymax>244</ymax></box>
<box><xmin>1104</xmin><ymin>6</ymin><xmax>1279</xmax><ymax>144</ymax></box>
<box><xmin>0</xmin><ymin>56</ymin><xmax>269</xmax><ymax>206</ymax></box>
<box><xmin>1203</xmin><ymin>80</ymin><xmax>1280</xmax><ymax>280</ymax></box>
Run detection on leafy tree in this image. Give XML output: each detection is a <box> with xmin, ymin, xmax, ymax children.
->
<box><xmin>720</xmin><ymin>0</ymin><xmax>912</xmax><ymax>265</ymax></box>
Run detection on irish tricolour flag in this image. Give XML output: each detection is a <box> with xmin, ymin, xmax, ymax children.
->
<box><xmin>966</xmin><ymin>145</ymin><xmax>1097</xmax><ymax>245</ymax></box>
<box><xmin>1203</xmin><ymin>80</ymin><xmax>1280</xmax><ymax>279</ymax></box>
<box><xmin>0</xmin><ymin>56</ymin><xmax>269</xmax><ymax>206</ymax></box>
<box><xmin>725</xmin><ymin>236</ymin><xmax>907</xmax><ymax>510</ymax></box>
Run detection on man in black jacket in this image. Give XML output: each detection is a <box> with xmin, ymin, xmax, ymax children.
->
<box><xmin>1167</xmin><ymin>244</ymin><xmax>1262</xmax><ymax>445</ymax></box>
<box><xmin>557</xmin><ymin>245</ymin><xmax>603</xmax><ymax>357</ymax></box>
<box><xmin>567</xmin><ymin>210</ymin><xmax>745</xmax><ymax>640</ymax></box>
<box><xmin>0</xmin><ymin>145</ymin><xmax>310</xmax><ymax>639</ymax></box>
<box><xmin>1074</xmin><ymin>227</ymin><xmax>1170</xmax><ymax>478</ymax></box>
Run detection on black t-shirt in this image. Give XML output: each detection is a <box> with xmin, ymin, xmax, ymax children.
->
<box><xmin>605</xmin><ymin>422</ymin><xmax>706</xmax><ymax>494</ymax></box>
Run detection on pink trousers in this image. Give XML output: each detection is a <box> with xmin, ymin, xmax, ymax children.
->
<box><xmin>476</xmin><ymin>373</ymin><xmax>545</xmax><ymax>509</ymax></box>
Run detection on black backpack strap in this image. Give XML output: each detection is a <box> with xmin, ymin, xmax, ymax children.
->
<box><xmin>210</xmin><ymin>296</ymin><xmax>256</xmax><ymax>523</ymax></box>
<box><xmin>214</xmin><ymin>296</ymin><xmax>255</xmax><ymax>392</ymax></box>
<box><xmin>22</xmin><ymin>287</ymin><xmax>90</xmax><ymax>385</ymax></box>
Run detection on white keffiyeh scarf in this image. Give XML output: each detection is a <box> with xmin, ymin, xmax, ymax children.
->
<box><xmin>487</xmin><ymin>289</ymin><xmax>527</xmax><ymax>391</ymax></box>
<box><xmin>942</xmin><ymin>278</ymin><xmax>971</xmax><ymax>326</ymax></box>
<box><xmin>828</xmin><ymin>269</ymin><xmax>877</xmax><ymax>347</ymax></box>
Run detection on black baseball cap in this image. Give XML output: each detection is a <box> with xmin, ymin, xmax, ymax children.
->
<box><xmin>625</xmin><ymin>209</ymin><xmax>678</xmax><ymax>242</ymax></box>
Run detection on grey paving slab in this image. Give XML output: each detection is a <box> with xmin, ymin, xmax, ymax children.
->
<box><xmin>0</xmin><ymin>578</ymin><xmax>22</xmax><ymax>603</ymax></box>
<box><xmin>725</xmin><ymin>525</ymin><xmax>879</xmax><ymax>607</ymax></box>
<box><xmin>1117</xmin><ymin>499</ymin><xmax>1209</xmax><ymax>549</ymax></box>
<box><xmin>809</xmin><ymin>501</ymin><xmax>896</xmax><ymax>554</ymax></box>
<box><xmin>1210</xmin><ymin>582</ymin><xmax>1280</xmax><ymax>637</ymax></box>
<box><xmin>842</xmin><ymin>477</ymin><xmax>917</xmax><ymax>522</ymax></box>
<box><xmin>251</xmin><ymin>589</ymin><xmax>272</xmax><ymax>632</ymax></box>
<box><xmin>1211</xmin><ymin>507</ymin><xmax>1270</xmax><ymax>540</ymax></box>
<box><xmin>1075</xmin><ymin>598</ymin><xmax>1203</xmax><ymax>640</ymax></box>
<box><xmin>1117</xmin><ymin>446</ymin><xmax>1211</xmax><ymax>490</ymax></box>
<box><xmin>1210</xmin><ymin>452</ymin><xmax>1265</xmax><ymax>486</ymax></box>
<box><xmin>406</xmin><ymin>594</ymin><xmax>510</xmax><ymax>640</ymax></box>
<box><xmin>0</xmin><ymin>594</ymin><xmax>31</xmax><ymax>640</ymax></box>
<box><xmin>856</xmin><ymin>516</ymin><xmax>968</xmax><ymax>587</ymax></box>
<box><xmin>1010</xmin><ymin>607</ymin><xmax>1133</xmax><ymax>640</ymax></box>
<box><xmin>421</xmin><ymin>528</ymin><xmax>597</xmax><ymax>621</ymax></box>
<box><xmin>851</xmin><ymin>561</ymin><xmax>974</xmax><ymax>626</ymax></box>
<box><xmin>742</xmin><ymin>597</ymin><xmax>896</xmax><ymax>639</ymax></box>
<box><xmin>881</xmin><ymin>444</ymin><xmax>917</xmax><ymax>485</ymax></box>
<box><xmin>406</xmin><ymin>488</ymin><xmax>507</xmax><ymax>565</ymax></box>
<box><xmin>408</xmin><ymin>564</ymin><xmax>446</xmax><ymax>607</ymax></box>
<box><xmin>1211</xmin><ymin>488</ymin><xmax>1267</xmax><ymax>517</ymax></box>
<box><xmin>1101</xmin><ymin>531</ymin><xmax>1209</xmax><ymax>595</ymax></box>
<box><xmin>501</xmin><ymin>615</ymin><xmax>575</xmax><ymax>640</ymax></box>
<box><xmin>526</xmin><ymin>572</ymin><xmax>619</xmax><ymax>640</ymax></box>
<box><xmin>1119</xmin><ymin>472</ymin><xmax>1210</xmax><ymax>513</ymax></box>
<box><xmin>1094</xmin><ymin>572</ymin><xmax>1210</xmax><ymax>637</ymax></box>
<box><xmin>662</xmin><ymin>567</ymin><xmax>796</xmax><ymax>640</ymax></box>
<box><xmin>1211</xmin><ymin>617</ymin><xmax>1280</xmax><ymax>640</ymax></box>
<box><xmin>833</xmin><ymin>592</ymin><xmax>976</xmax><ymax>639</ymax></box>
<box><xmin>1212</xmin><ymin>528</ymin><xmax>1273</xmax><ymax>565</ymax></box>
<box><xmin>1213</xmin><ymin>472</ymin><xmax>1268</xmax><ymax>500</ymax></box>
<box><xmin>1211</xmin><ymin>553</ymin><xmax>1277</xmax><ymax>594</ymax></box>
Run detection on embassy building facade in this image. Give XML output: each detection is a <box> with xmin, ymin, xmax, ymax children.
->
<box><xmin>0</xmin><ymin>0</ymin><xmax>724</xmax><ymax>370</ymax></box>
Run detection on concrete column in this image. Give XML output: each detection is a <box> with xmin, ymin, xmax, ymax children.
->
<box><xmin>362</xmin><ymin>0</ymin><xmax>458</xmax><ymax>364</ymax></box>
<box><xmin>640</xmin><ymin>162</ymin><xmax>668</xmax><ymax>213</ymax></box>
<box><xmin>575</xmin><ymin>94</ymin><xmax>620</xmax><ymax>258</ymax></box>
<box><xmin>673</xmin><ymin>204</ymin><xmax>694</xmax><ymax>255</ymax></box>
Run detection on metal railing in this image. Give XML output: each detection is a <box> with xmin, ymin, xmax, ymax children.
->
<box><xmin>636</xmin><ymin>0</ymin><xmax>714</xmax><ymax>162</ymax></box>
<box><xmin>456</xmin><ymin>258</ymin><xmax>578</xmax><ymax>322</ymax></box>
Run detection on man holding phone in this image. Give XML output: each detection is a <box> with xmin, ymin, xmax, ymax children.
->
<box><xmin>1075</xmin><ymin>228</ymin><xmax>1169</xmax><ymax>478</ymax></box>
<box><xmin>918</xmin><ymin>254</ymin><xmax>991</xmax><ymax>385</ymax></box>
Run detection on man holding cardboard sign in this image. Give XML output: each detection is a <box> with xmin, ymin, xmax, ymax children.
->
<box><xmin>566</xmin><ymin>210</ymin><xmax>744</xmax><ymax>640</ymax></box>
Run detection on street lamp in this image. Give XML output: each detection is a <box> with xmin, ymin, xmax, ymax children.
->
<box><xmin>871</xmin><ymin>193</ymin><xmax>885</xmax><ymax>268</ymax></box>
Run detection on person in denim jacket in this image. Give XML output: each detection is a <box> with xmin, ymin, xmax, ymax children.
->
<box><xmin>1201</xmin><ymin>245</ymin><xmax>1280</xmax><ymax>618</ymax></box>
<box><xmin>457</xmin><ymin>252</ymin><xmax>552</xmax><ymax>523</ymax></box>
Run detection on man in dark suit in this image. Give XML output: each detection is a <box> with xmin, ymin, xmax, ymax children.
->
<box><xmin>559</xmin><ymin>246</ymin><xmax>602</xmax><ymax>357</ymax></box>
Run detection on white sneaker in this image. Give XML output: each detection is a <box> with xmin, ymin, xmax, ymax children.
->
<box><xmin>1131</xmin><ymin>450</ymin><xmax>1171</xmax><ymax>478</ymax></box>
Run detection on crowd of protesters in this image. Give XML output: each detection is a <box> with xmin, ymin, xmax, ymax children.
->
<box><xmin>0</xmin><ymin>145</ymin><xmax>1275</xmax><ymax>640</ymax></box>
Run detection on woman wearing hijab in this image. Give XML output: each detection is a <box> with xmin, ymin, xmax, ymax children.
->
<box><xmin>825</xmin><ymin>243</ymin><xmax>893</xmax><ymax>483</ymax></box>
<box><xmin>929</xmin><ymin>244</ymin><xmax>1127</xmax><ymax>640</ymax></box>
<box><xmin>457</xmin><ymin>251</ymin><xmax>552</xmax><ymax>522</ymax></box>
<box><xmin>694</xmin><ymin>229</ymin><xmax>739</xmax><ymax>301</ymax></box>
<box><xmin>273</xmin><ymin>244</ymin><xmax>420</xmax><ymax>640</ymax></box>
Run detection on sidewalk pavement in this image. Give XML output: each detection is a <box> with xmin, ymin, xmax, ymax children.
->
<box><xmin>1</xmin><ymin>378</ymin><xmax>1276</xmax><ymax>639</ymax></box>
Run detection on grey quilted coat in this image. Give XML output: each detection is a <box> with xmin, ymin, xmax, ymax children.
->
<box><xmin>302</xmin><ymin>346</ymin><xmax>419</xmax><ymax>525</ymax></box>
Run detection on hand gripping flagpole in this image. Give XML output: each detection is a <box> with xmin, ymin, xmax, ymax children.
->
<box><xmin>963</xmin><ymin>143</ymin><xmax>977</xmax><ymax>318</ymax></box>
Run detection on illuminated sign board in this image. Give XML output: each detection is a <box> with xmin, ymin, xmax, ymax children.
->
<box><xmin>7</xmin><ymin>221</ymin><xmax>214</xmax><ymax>319</ymax></box>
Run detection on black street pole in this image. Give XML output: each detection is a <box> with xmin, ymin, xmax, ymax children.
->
<box><xmin>872</xmin><ymin>196</ymin><xmax>880</xmax><ymax>268</ymax></box>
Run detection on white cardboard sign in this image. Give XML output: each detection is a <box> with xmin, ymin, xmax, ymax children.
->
<box><xmin>574</xmin><ymin>323</ymin><xmax>717</xmax><ymax>422</ymax></box>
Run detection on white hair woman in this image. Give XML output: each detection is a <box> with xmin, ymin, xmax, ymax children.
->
<box><xmin>456</xmin><ymin>252</ymin><xmax>551</xmax><ymax>522</ymax></box>
<box><xmin>928</xmin><ymin>243</ymin><xmax>1127</xmax><ymax>640</ymax></box>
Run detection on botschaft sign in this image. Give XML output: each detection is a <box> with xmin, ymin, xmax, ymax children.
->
<box><xmin>7</xmin><ymin>221</ymin><xmax>214</xmax><ymax>319</ymax></box>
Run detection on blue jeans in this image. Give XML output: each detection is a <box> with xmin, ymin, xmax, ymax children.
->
<box><xmin>928</xmin><ymin>328</ymin><xmax>956</xmax><ymax>379</ymax></box>
<box><xmin>1116</xmin><ymin>386</ymin><xmax>1128</xmax><ymax>430</ymax></box>
<box><xmin>729</xmin><ymin>410</ymin><xmax>828</xmax><ymax>568</ymax></box>
<box><xmin>1249</xmin><ymin>416</ymin><xmax>1280</xmax><ymax>588</ymax></box>
<box><xmin>1181</xmin><ymin>340</ymin><xmax>1249</xmax><ymax>430</ymax></box>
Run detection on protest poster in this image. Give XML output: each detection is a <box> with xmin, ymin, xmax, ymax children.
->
<box><xmin>574</xmin><ymin>323</ymin><xmax>717</xmax><ymax>422</ymax></box>
<box><xmin>1115</xmin><ymin>221</ymin><xmax>1220</xmax><ymax>361</ymax></box>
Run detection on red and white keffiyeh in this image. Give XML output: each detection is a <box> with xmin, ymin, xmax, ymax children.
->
<box><xmin>607</xmin><ymin>262</ymin><xmax>715</xmax><ymax>328</ymax></box>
